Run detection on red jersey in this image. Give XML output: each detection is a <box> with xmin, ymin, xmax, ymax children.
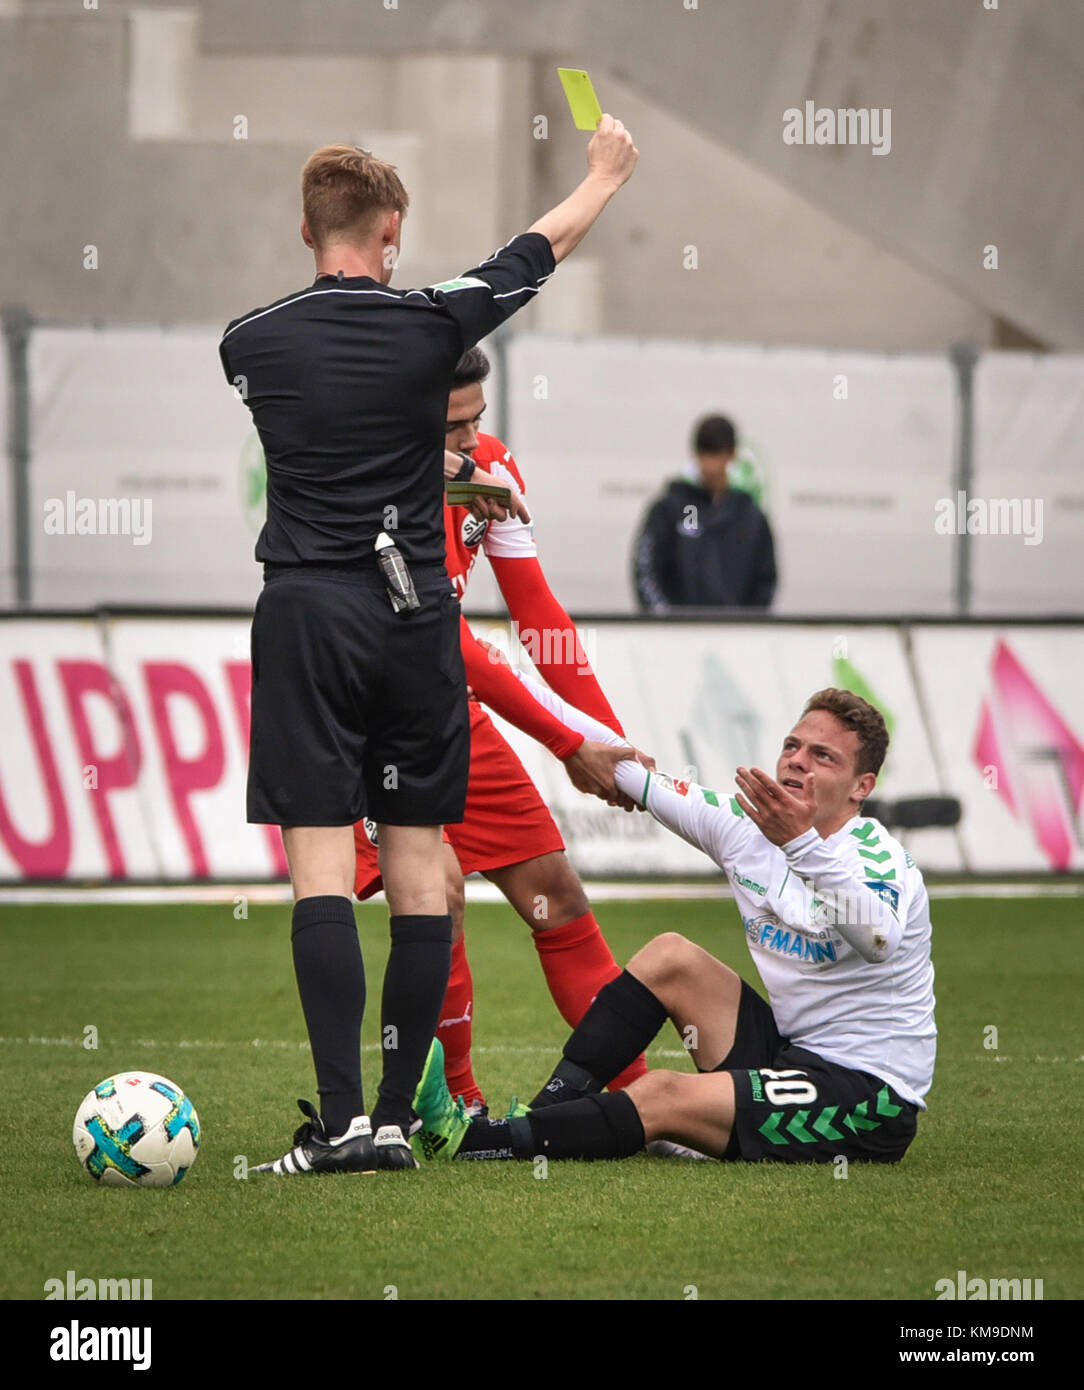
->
<box><xmin>445</xmin><ymin>433</ymin><xmax>535</xmax><ymax>601</ymax></box>
<box><xmin>448</xmin><ymin>431</ymin><xmax>625</xmax><ymax>741</ymax></box>
<box><xmin>355</xmin><ymin>431</ymin><xmax>624</xmax><ymax>897</ymax></box>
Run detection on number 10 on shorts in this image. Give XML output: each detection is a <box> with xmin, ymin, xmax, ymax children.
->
<box><xmin>750</xmin><ymin>1068</ymin><xmax>818</xmax><ymax>1106</ymax></box>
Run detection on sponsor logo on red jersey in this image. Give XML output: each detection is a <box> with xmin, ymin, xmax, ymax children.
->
<box><xmin>460</xmin><ymin>513</ymin><xmax>488</xmax><ymax>550</ymax></box>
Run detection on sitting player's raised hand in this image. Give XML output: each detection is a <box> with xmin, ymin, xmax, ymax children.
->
<box><xmin>734</xmin><ymin>767</ymin><xmax>817</xmax><ymax>847</ymax></box>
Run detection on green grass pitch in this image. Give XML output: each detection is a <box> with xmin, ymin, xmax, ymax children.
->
<box><xmin>1</xmin><ymin>896</ymin><xmax>1079</xmax><ymax>1301</ymax></box>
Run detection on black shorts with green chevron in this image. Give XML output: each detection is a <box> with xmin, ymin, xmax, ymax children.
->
<box><xmin>711</xmin><ymin>983</ymin><xmax>918</xmax><ymax>1164</ymax></box>
<box><xmin>725</xmin><ymin>1045</ymin><xmax>918</xmax><ymax>1164</ymax></box>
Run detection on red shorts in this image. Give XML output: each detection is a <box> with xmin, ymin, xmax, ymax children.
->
<box><xmin>353</xmin><ymin>700</ymin><xmax>566</xmax><ymax>899</ymax></box>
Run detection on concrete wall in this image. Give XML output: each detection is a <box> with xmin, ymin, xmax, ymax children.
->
<box><xmin>0</xmin><ymin>11</ymin><xmax>535</xmax><ymax>326</ymax></box>
<box><xmin>1</xmin><ymin>1</ymin><xmax>1079</xmax><ymax>350</ymax></box>
<box><xmin>535</xmin><ymin>68</ymin><xmax>993</xmax><ymax>350</ymax></box>
<box><xmin>171</xmin><ymin>0</ymin><xmax>1084</xmax><ymax>348</ymax></box>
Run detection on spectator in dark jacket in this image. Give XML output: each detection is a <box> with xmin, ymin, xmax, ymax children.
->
<box><xmin>633</xmin><ymin>414</ymin><xmax>777</xmax><ymax>611</ymax></box>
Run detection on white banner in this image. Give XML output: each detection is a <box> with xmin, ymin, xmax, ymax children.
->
<box><xmin>971</xmin><ymin>353</ymin><xmax>1084</xmax><ymax>615</ymax></box>
<box><xmin>0</xmin><ymin>336</ymin><xmax>10</xmax><ymax>608</ymax></box>
<box><xmin>21</xmin><ymin>328</ymin><xmax>1084</xmax><ymax>619</ymax></box>
<box><xmin>910</xmin><ymin>625</ymin><xmax>1084</xmax><ymax>873</ymax></box>
<box><xmin>0</xmin><ymin>619</ymin><xmax>130</xmax><ymax>880</ymax></box>
<box><xmin>503</xmin><ymin>336</ymin><xmax>957</xmax><ymax>616</ymax></box>
<box><xmin>102</xmin><ymin>619</ymin><xmax>286</xmax><ymax>879</ymax></box>
<box><xmin>29</xmin><ymin>327</ymin><xmax>260</xmax><ymax>607</ymax></box>
<box><xmin>474</xmin><ymin>619</ymin><xmax>960</xmax><ymax>875</ymax></box>
<box><xmin>0</xmin><ymin>616</ymin><xmax>283</xmax><ymax>880</ymax></box>
<box><xmin>1</xmin><ymin>615</ymin><xmax>1079</xmax><ymax>881</ymax></box>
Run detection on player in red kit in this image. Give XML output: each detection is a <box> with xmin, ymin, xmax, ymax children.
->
<box><xmin>354</xmin><ymin>346</ymin><xmax>648</xmax><ymax>1112</ymax></box>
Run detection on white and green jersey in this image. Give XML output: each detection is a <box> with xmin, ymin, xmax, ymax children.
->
<box><xmin>512</xmin><ymin>670</ymin><xmax>936</xmax><ymax>1108</ymax></box>
<box><xmin>621</xmin><ymin>768</ymin><xmax>935</xmax><ymax>1107</ymax></box>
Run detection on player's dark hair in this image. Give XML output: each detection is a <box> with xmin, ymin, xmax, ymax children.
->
<box><xmin>301</xmin><ymin>145</ymin><xmax>409</xmax><ymax>250</ymax></box>
<box><xmin>802</xmin><ymin>688</ymin><xmax>889</xmax><ymax>777</ymax></box>
<box><xmin>453</xmin><ymin>346</ymin><xmax>491</xmax><ymax>389</ymax></box>
<box><xmin>693</xmin><ymin>414</ymin><xmax>736</xmax><ymax>456</ymax></box>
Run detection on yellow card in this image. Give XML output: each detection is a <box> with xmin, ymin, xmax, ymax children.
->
<box><xmin>557</xmin><ymin>68</ymin><xmax>603</xmax><ymax>131</ymax></box>
<box><xmin>444</xmin><ymin>479</ymin><xmax>512</xmax><ymax>508</ymax></box>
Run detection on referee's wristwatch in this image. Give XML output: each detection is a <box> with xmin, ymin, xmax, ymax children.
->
<box><xmin>453</xmin><ymin>453</ymin><xmax>476</xmax><ymax>482</ymax></box>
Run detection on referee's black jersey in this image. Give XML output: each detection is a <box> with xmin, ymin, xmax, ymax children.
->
<box><xmin>219</xmin><ymin>232</ymin><xmax>555</xmax><ymax>567</ymax></box>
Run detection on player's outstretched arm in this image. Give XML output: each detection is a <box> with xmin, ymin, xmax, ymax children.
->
<box><xmin>460</xmin><ymin>619</ymin><xmax>583</xmax><ymax>761</ymax></box>
<box><xmin>490</xmin><ymin>554</ymin><xmax>625</xmax><ymax>737</ymax></box>
<box><xmin>510</xmin><ymin>667</ymin><xmax>752</xmax><ymax>872</ymax></box>
<box><xmin>527</xmin><ymin>114</ymin><xmax>638</xmax><ymax>263</ymax></box>
<box><xmin>465</xmin><ymin>628</ymin><xmax>631</xmax><ymax>799</ymax></box>
<box><xmin>462</xmin><ymin>621</ymin><xmax>625</xmax><ymax>802</ymax></box>
<box><xmin>430</xmin><ymin>118</ymin><xmax>635</xmax><ymax>349</ymax></box>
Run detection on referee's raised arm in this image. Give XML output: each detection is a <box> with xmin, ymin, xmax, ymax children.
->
<box><xmin>408</xmin><ymin>114</ymin><xmax>637</xmax><ymax>355</ymax></box>
<box><xmin>220</xmin><ymin>123</ymin><xmax>638</xmax><ymax>1177</ymax></box>
<box><xmin>528</xmin><ymin>113</ymin><xmax>639</xmax><ymax>261</ymax></box>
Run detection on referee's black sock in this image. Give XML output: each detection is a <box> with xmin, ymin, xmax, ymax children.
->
<box><xmin>291</xmin><ymin>895</ymin><xmax>366</xmax><ymax>1139</ymax></box>
<box><xmin>530</xmin><ymin>971</ymin><xmax>669</xmax><ymax>1110</ymax></box>
<box><xmin>457</xmin><ymin>1093</ymin><xmax>645</xmax><ymax>1162</ymax></box>
<box><xmin>371</xmin><ymin>914</ymin><xmax>452</xmax><ymax>1137</ymax></box>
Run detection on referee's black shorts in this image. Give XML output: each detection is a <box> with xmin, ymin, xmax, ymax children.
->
<box><xmin>247</xmin><ymin>561</ymin><xmax>469</xmax><ymax>828</ymax></box>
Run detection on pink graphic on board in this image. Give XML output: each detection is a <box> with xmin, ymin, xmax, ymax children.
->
<box><xmin>973</xmin><ymin>641</ymin><xmax>1084</xmax><ymax>871</ymax></box>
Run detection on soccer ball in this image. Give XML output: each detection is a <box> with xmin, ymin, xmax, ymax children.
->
<box><xmin>73</xmin><ymin>1071</ymin><xmax>200</xmax><ymax>1188</ymax></box>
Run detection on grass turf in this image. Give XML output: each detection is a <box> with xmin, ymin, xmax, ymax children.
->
<box><xmin>1</xmin><ymin>897</ymin><xmax>1079</xmax><ymax>1301</ymax></box>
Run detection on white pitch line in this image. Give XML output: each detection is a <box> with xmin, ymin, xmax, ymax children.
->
<box><xmin>926</xmin><ymin>882</ymin><xmax>1084</xmax><ymax>899</ymax></box>
<box><xmin>0</xmin><ymin>880</ymin><xmax>1080</xmax><ymax>906</ymax></box>
<box><xmin>3</xmin><ymin>1037</ymin><xmax>1079</xmax><ymax>1064</ymax></box>
<box><xmin>0</xmin><ymin>882</ymin><xmax>728</xmax><ymax>906</ymax></box>
<box><xmin>0</xmin><ymin>1035</ymin><xmax>686</xmax><ymax>1059</ymax></box>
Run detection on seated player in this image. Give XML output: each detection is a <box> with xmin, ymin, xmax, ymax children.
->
<box><xmin>354</xmin><ymin>346</ymin><xmax>649</xmax><ymax>1114</ymax></box>
<box><xmin>411</xmin><ymin>683</ymin><xmax>936</xmax><ymax>1166</ymax></box>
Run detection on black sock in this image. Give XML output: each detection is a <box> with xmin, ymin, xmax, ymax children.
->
<box><xmin>530</xmin><ymin>971</ymin><xmax>669</xmax><ymax>1109</ymax></box>
<box><xmin>371</xmin><ymin>914</ymin><xmax>452</xmax><ymax>1136</ymax></box>
<box><xmin>291</xmin><ymin>895</ymin><xmax>365</xmax><ymax>1139</ymax></box>
<box><xmin>467</xmin><ymin>1094</ymin><xmax>643</xmax><ymax>1161</ymax></box>
<box><xmin>456</xmin><ymin>1116</ymin><xmax>520</xmax><ymax>1161</ymax></box>
<box><xmin>529</xmin><ymin>1058</ymin><xmax>602</xmax><ymax>1110</ymax></box>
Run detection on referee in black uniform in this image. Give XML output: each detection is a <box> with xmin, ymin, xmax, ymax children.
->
<box><xmin>220</xmin><ymin>118</ymin><xmax>638</xmax><ymax>1175</ymax></box>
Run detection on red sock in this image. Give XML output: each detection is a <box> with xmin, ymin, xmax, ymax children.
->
<box><xmin>438</xmin><ymin>937</ymin><xmax>484</xmax><ymax>1107</ymax></box>
<box><xmin>533</xmin><ymin>911</ymin><xmax>648</xmax><ymax>1091</ymax></box>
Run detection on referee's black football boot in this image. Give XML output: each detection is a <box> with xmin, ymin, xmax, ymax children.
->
<box><xmin>252</xmin><ymin>1100</ymin><xmax>377</xmax><ymax>1175</ymax></box>
<box><xmin>373</xmin><ymin>1124</ymin><xmax>420</xmax><ymax>1171</ymax></box>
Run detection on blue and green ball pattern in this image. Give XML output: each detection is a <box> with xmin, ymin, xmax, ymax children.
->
<box><xmin>78</xmin><ymin>1074</ymin><xmax>200</xmax><ymax>1186</ymax></box>
<box><xmin>84</xmin><ymin>1114</ymin><xmax>150</xmax><ymax>1182</ymax></box>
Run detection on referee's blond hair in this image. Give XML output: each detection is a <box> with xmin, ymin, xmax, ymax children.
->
<box><xmin>301</xmin><ymin>146</ymin><xmax>409</xmax><ymax>250</ymax></box>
